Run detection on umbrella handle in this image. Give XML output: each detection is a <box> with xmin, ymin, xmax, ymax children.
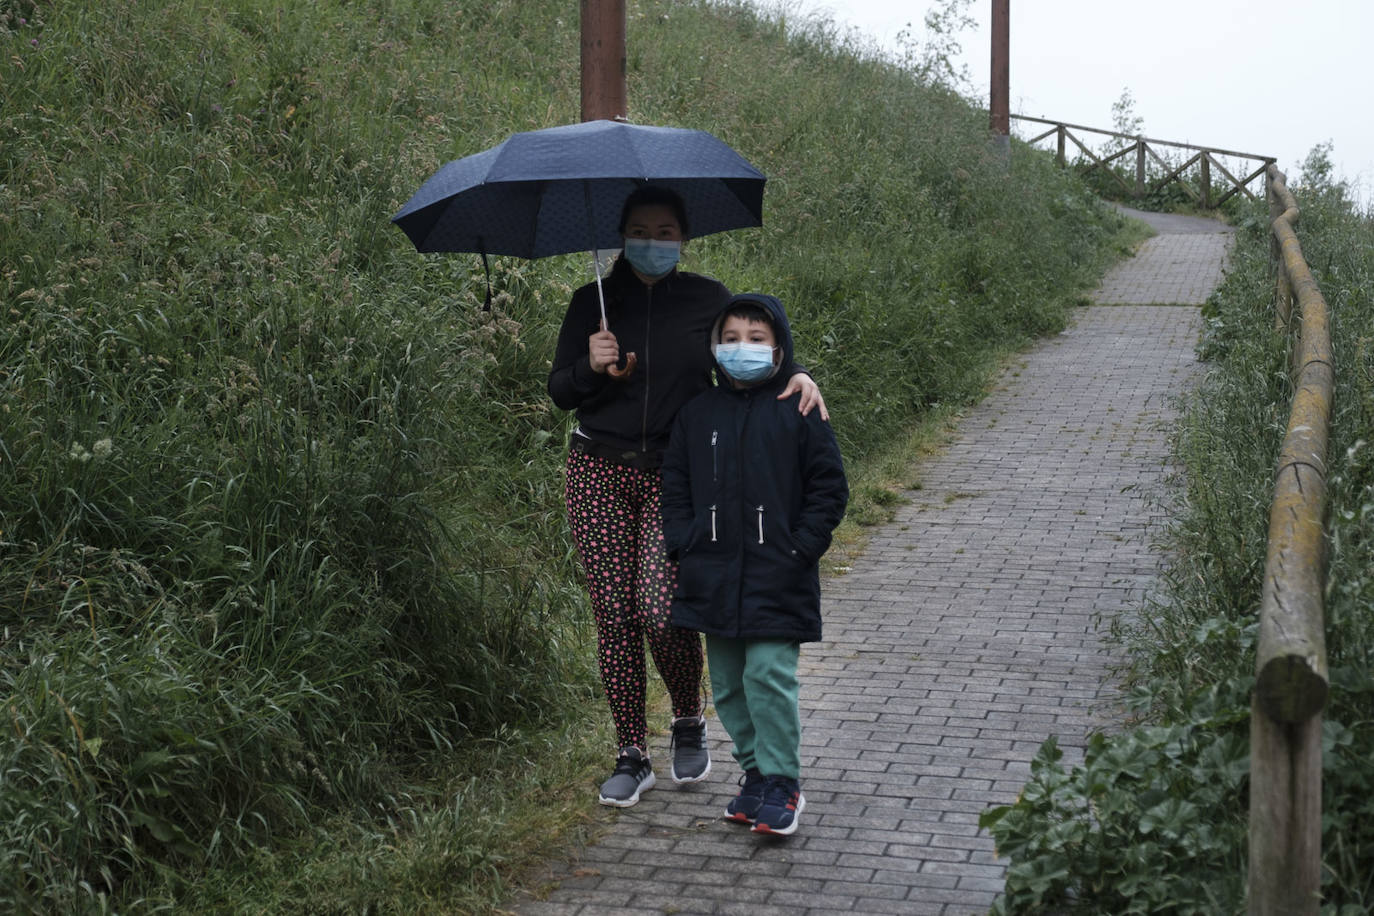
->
<box><xmin>599</xmin><ymin>317</ymin><xmax>637</xmax><ymax>379</ymax></box>
<box><xmin>587</xmin><ymin>191</ymin><xmax>635</xmax><ymax>379</ymax></box>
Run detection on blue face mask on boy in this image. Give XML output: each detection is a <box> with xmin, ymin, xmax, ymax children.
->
<box><xmin>714</xmin><ymin>342</ymin><xmax>777</xmax><ymax>382</ymax></box>
<box><xmin>622</xmin><ymin>238</ymin><xmax>681</xmax><ymax>278</ymax></box>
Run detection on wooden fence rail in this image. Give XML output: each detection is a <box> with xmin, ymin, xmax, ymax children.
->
<box><xmin>1011</xmin><ymin>115</ymin><xmax>1275</xmax><ymax>209</ymax></box>
<box><xmin>1248</xmin><ymin>164</ymin><xmax>1333</xmax><ymax>915</ymax></box>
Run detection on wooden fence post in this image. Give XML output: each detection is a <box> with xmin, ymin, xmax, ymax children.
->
<box><xmin>988</xmin><ymin>0</ymin><xmax>1010</xmax><ymax>166</ymax></box>
<box><xmin>1250</xmin><ymin>704</ymin><xmax>1323</xmax><ymax>915</ymax></box>
<box><xmin>1202</xmin><ymin>154</ymin><xmax>1212</xmax><ymax>209</ymax></box>
<box><xmin>1135</xmin><ymin>139</ymin><xmax>1145</xmax><ymax>197</ymax></box>
<box><xmin>580</xmin><ymin>0</ymin><xmax>627</xmax><ymax>122</ymax></box>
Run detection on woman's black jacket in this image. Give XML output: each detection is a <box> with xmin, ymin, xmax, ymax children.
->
<box><xmin>547</xmin><ymin>259</ymin><xmax>732</xmax><ymax>455</ymax></box>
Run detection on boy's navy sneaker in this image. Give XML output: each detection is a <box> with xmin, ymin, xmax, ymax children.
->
<box><xmin>669</xmin><ymin>715</ymin><xmax>711</xmax><ymax>784</ymax></box>
<box><xmin>598</xmin><ymin>747</ymin><xmax>655</xmax><ymax>807</ymax></box>
<box><xmin>751</xmin><ymin>776</ymin><xmax>805</xmax><ymax>835</ymax></box>
<box><xmin>724</xmin><ymin>768</ymin><xmax>767</xmax><ymax>824</ymax></box>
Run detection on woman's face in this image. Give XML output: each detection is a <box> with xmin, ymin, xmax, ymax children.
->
<box><xmin>622</xmin><ymin>204</ymin><xmax>684</xmax><ymax>242</ymax></box>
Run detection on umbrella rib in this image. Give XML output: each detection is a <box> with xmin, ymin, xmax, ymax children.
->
<box><xmin>521</xmin><ymin>179</ymin><xmax>550</xmax><ymax>257</ymax></box>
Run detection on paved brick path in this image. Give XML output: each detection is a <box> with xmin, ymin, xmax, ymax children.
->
<box><xmin>512</xmin><ymin>208</ymin><xmax>1232</xmax><ymax>915</ymax></box>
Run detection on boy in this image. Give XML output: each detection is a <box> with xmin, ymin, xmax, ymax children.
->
<box><xmin>660</xmin><ymin>293</ymin><xmax>849</xmax><ymax>836</ymax></box>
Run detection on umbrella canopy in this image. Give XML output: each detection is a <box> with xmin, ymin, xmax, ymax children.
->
<box><xmin>392</xmin><ymin>119</ymin><xmax>766</xmax><ymax>257</ymax></box>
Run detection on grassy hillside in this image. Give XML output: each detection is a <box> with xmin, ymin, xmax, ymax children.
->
<box><xmin>1</xmin><ymin>0</ymin><xmax>1133</xmax><ymax>910</ymax></box>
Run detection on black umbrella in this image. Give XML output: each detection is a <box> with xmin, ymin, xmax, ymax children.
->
<box><xmin>393</xmin><ymin>120</ymin><xmax>766</xmax><ymax>375</ymax></box>
<box><xmin>393</xmin><ymin>119</ymin><xmax>766</xmax><ymax>258</ymax></box>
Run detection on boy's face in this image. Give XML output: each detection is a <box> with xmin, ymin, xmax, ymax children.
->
<box><xmin>719</xmin><ymin>315</ymin><xmax>777</xmax><ymax>351</ymax></box>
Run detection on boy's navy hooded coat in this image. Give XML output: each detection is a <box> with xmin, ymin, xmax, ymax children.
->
<box><xmin>661</xmin><ymin>294</ymin><xmax>848</xmax><ymax>643</ymax></box>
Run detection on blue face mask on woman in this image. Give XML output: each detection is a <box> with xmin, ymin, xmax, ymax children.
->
<box><xmin>714</xmin><ymin>342</ymin><xmax>777</xmax><ymax>383</ymax></box>
<box><xmin>623</xmin><ymin>238</ymin><xmax>681</xmax><ymax>278</ymax></box>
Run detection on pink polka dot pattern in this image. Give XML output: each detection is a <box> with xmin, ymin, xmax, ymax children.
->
<box><xmin>566</xmin><ymin>450</ymin><xmax>703</xmax><ymax>751</ymax></box>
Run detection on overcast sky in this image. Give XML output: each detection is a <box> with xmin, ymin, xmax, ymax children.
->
<box><xmin>780</xmin><ymin>0</ymin><xmax>1373</xmax><ymax>207</ymax></box>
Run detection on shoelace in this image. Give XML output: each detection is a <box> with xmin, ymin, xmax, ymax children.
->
<box><xmin>671</xmin><ymin>719</ymin><xmax>705</xmax><ymax>750</ymax></box>
<box><xmin>760</xmin><ymin>777</ymin><xmax>797</xmax><ymax>807</ymax></box>
<box><xmin>612</xmin><ymin>754</ymin><xmax>645</xmax><ymax>777</ymax></box>
<box><xmin>738</xmin><ymin>769</ymin><xmax>766</xmax><ymax>795</ymax></box>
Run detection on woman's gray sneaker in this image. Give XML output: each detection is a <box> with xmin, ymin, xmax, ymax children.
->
<box><xmin>669</xmin><ymin>715</ymin><xmax>711</xmax><ymax>783</ymax></box>
<box><xmin>598</xmin><ymin>747</ymin><xmax>656</xmax><ymax>807</ymax></box>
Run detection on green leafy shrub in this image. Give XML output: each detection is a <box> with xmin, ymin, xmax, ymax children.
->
<box><xmin>982</xmin><ymin>698</ymin><xmax>1249</xmax><ymax>914</ymax></box>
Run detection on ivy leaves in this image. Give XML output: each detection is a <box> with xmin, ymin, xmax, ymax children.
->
<box><xmin>980</xmin><ymin>720</ymin><xmax>1249</xmax><ymax>913</ymax></box>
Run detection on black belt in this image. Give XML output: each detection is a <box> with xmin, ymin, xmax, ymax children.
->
<box><xmin>569</xmin><ymin>434</ymin><xmax>663</xmax><ymax>470</ymax></box>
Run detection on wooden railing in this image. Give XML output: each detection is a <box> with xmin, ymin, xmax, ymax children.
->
<box><xmin>1012</xmin><ymin>115</ymin><xmax>1275</xmax><ymax>209</ymax></box>
<box><xmin>1248</xmin><ymin>164</ymin><xmax>1333</xmax><ymax>915</ymax></box>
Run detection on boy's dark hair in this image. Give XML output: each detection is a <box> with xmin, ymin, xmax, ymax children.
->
<box><xmin>618</xmin><ymin>185</ymin><xmax>691</xmax><ymax>238</ymax></box>
<box><xmin>722</xmin><ymin>300</ymin><xmax>774</xmax><ymax>330</ymax></box>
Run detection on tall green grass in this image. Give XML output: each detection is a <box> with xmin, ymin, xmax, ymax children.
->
<box><xmin>2</xmin><ymin>0</ymin><xmax>1130</xmax><ymax>909</ymax></box>
<box><xmin>982</xmin><ymin>149</ymin><xmax>1374</xmax><ymax>911</ymax></box>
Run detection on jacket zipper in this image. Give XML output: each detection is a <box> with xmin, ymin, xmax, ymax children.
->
<box><xmin>639</xmin><ymin>286</ymin><xmax>652</xmax><ymax>452</ymax></box>
<box><xmin>711</xmin><ymin>430</ymin><xmax>718</xmax><ymax>482</ymax></box>
<box><xmin>756</xmin><ymin>505</ymin><xmax>765</xmax><ymax>544</ymax></box>
<box><xmin>709</xmin><ymin>504</ymin><xmax>717</xmax><ymax>542</ymax></box>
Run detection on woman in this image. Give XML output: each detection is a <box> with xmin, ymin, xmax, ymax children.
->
<box><xmin>547</xmin><ymin>186</ymin><xmax>826</xmax><ymax>807</ymax></box>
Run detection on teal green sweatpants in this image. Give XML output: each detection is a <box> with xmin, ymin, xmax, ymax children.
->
<box><xmin>704</xmin><ymin>636</ymin><xmax>801</xmax><ymax>780</ymax></box>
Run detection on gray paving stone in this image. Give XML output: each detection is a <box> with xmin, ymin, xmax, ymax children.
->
<box><xmin>506</xmin><ymin>206</ymin><xmax>1217</xmax><ymax>914</ymax></box>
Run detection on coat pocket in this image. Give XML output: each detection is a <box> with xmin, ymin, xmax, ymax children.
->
<box><xmin>675</xmin><ymin>550</ymin><xmax>723</xmax><ymax>607</ymax></box>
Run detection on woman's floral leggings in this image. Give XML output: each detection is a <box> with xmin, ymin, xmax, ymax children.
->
<box><xmin>565</xmin><ymin>450</ymin><xmax>703</xmax><ymax>753</ymax></box>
